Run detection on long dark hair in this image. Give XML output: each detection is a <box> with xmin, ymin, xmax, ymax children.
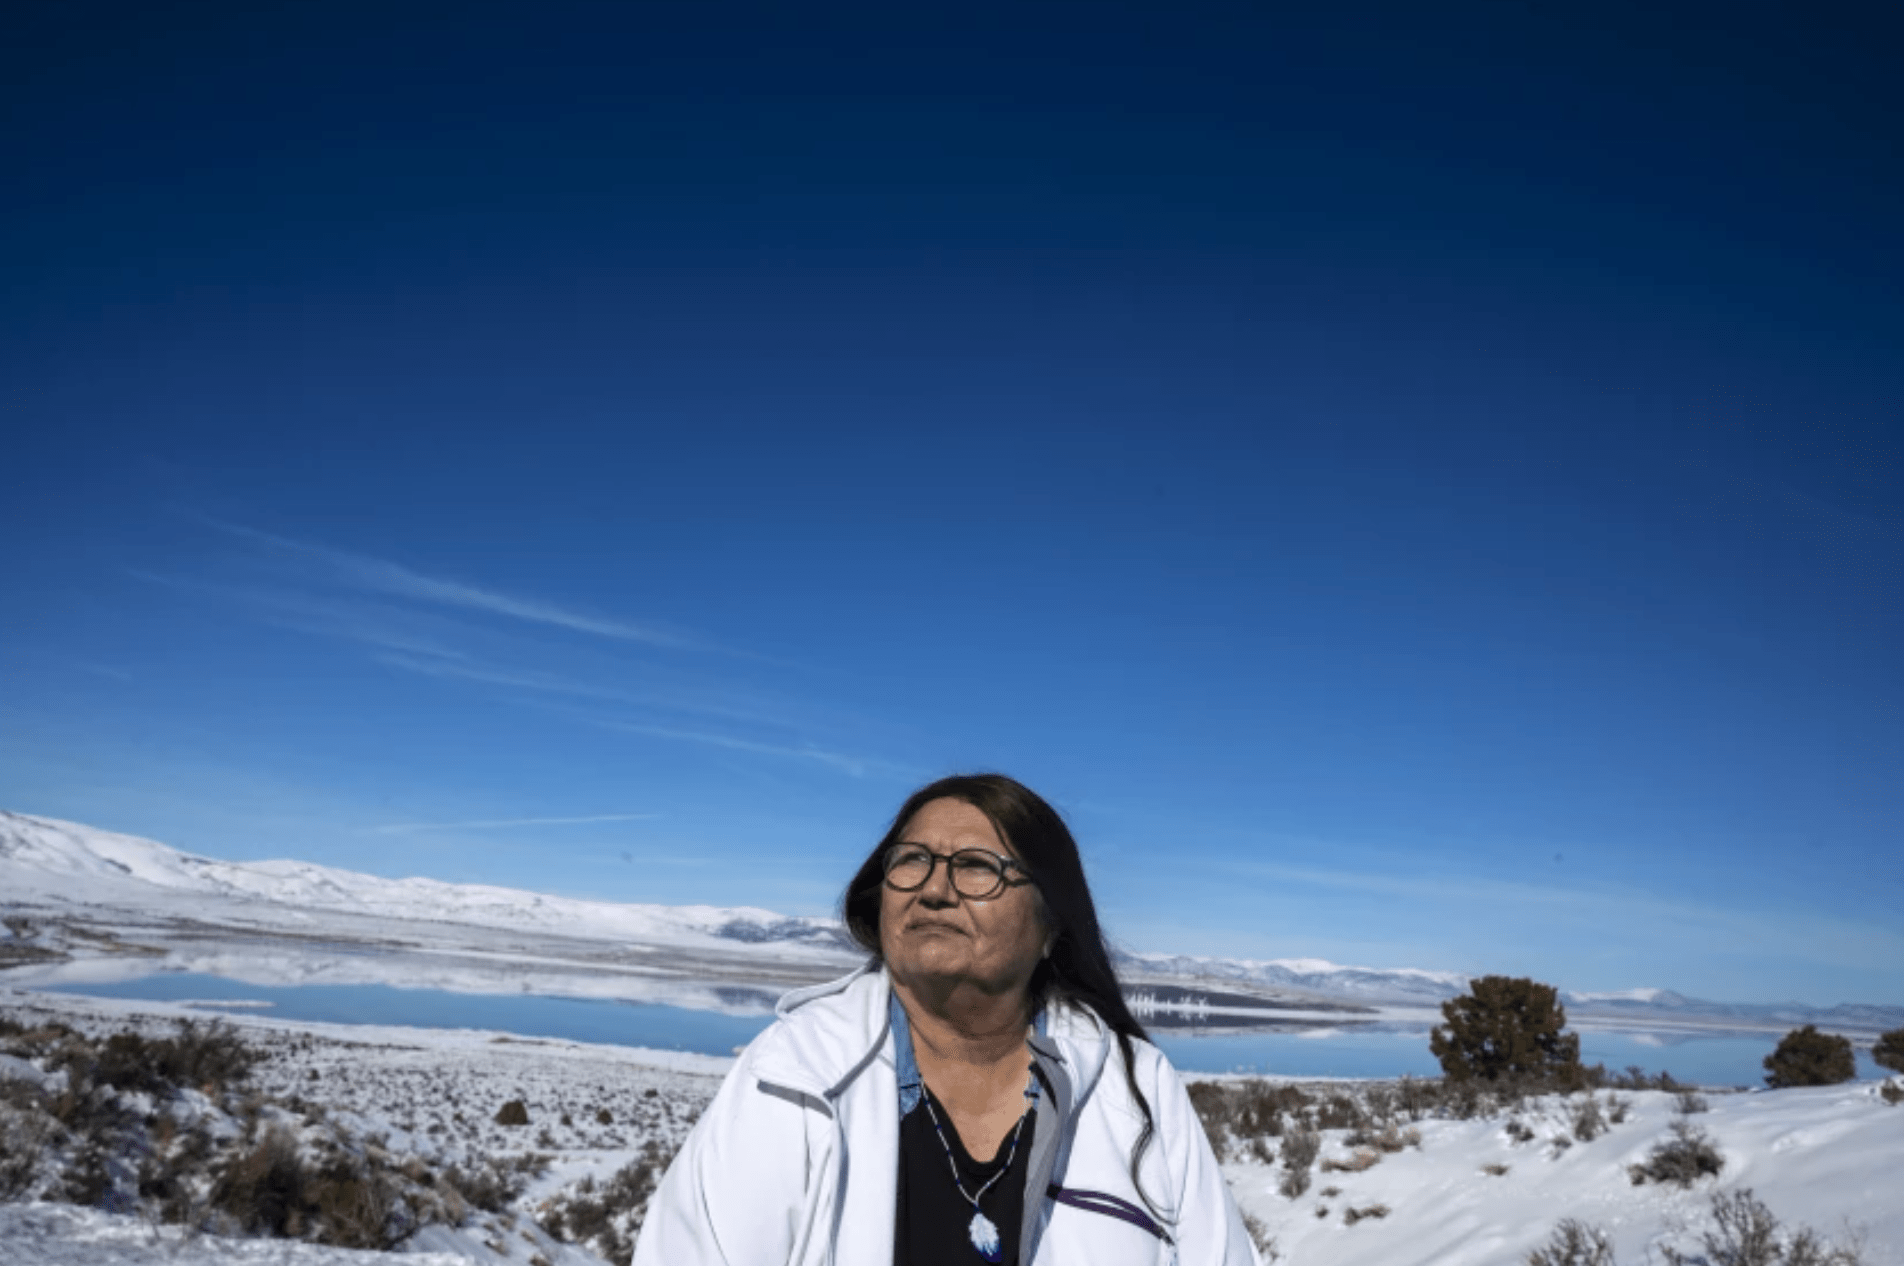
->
<box><xmin>841</xmin><ymin>773</ymin><xmax>1163</xmax><ymax>1218</ymax></box>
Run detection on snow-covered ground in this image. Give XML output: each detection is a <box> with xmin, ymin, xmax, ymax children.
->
<box><xmin>1</xmin><ymin>988</ymin><xmax>724</xmax><ymax>1266</ymax></box>
<box><xmin>1220</xmin><ymin>1079</ymin><xmax>1899</xmax><ymax>1264</ymax></box>
<box><xmin>5</xmin><ymin>987</ymin><xmax>1899</xmax><ymax>1265</ymax></box>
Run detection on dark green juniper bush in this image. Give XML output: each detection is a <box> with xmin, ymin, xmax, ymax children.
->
<box><xmin>1430</xmin><ymin>976</ymin><xmax>1585</xmax><ymax>1087</ymax></box>
<box><xmin>1762</xmin><ymin>1026</ymin><xmax>1856</xmax><ymax>1089</ymax></box>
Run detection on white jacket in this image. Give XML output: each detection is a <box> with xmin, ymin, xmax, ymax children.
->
<box><xmin>632</xmin><ymin>964</ymin><xmax>1260</xmax><ymax>1266</ymax></box>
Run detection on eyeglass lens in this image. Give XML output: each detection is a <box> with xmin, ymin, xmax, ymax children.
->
<box><xmin>884</xmin><ymin>847</ymin><xmax>1009</xmax><ymax>898</ymax></box>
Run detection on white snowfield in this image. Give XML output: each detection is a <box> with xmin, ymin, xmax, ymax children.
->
<box><xmin>1223</xmin><ymin>1080</ymin><xmax>1900</xmax><ymax>1265</ymax></box>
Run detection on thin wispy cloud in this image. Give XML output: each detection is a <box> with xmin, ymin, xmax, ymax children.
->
<box><xmin>198</xmin><ymin>517</ymin><xmax>706</xmax><ymax>651</ymax></box>
<box><xmin>150</xmin><ymin>515</ymin><xmax>889</xmax><ymax>783</ymax></box>
<box><xmin>373</xmin><ymin>651</ymin><xmax>814</xmax><ymax>732</ymax></box>
<box><xmin>591</xmin><ymin>717</ymin><xmax>878</xmax><ymax>777</ymax></box>
<box><xmin>149</xmin><ymin>575</ymin><xmax>486</xmax><ymax>666</ymax></box>
<box><xmin>369</xmin><ymin>814</ymin><xmax>661</xmax><ymax>834</ymax></box>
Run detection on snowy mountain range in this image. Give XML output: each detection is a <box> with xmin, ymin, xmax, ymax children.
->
<box><xmin>4</xmin><ymin>809</ymin><xmax>1899</xmax><ymax>1033</ymax></box>
<box><xmin>0</xmin><ymin>810</ymin><xmax>849</xmax><ymax>954</ymax></box>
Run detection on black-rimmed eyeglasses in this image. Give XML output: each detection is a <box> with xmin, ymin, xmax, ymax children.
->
<box><xmin>882</xmin><ymin>844</ymin><xmax>1033</xmax><ymax>900</ymax></box>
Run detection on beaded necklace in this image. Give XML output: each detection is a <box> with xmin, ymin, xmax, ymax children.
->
<box><xmin>919</xmin><ymin>1073</ymin><xmax>1040</xmax><ymax>1263</ymax></box>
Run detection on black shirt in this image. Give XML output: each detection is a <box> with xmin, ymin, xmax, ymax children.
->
<box><xmin>895</xmin><ymin>1084</ymin><xmax>1037</xmax><ymax>1266</ymax></box>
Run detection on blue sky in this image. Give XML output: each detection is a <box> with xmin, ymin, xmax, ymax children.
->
<box><xmin>2</xmin><ymin>2</ymin><xmax>1899</xmax><ymax>1005</ymax></box>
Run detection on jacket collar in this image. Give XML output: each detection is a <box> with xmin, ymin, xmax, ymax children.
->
<box><xmin>752</xmin><ymin>962</ymin><xmax>1114</xmax><ymax>1114</ymax></box>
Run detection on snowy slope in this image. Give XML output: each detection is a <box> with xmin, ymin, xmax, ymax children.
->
<box><xmin>0</xmin><ymin>810</ymin><xmax>850</xmax><ymax>954</ymax></box>
<box><xmin>1119</xmin><ymin>949</ymin><xmax>1470</xmax><ymax>1005</ymax></box>
<box><xmin>1225</xmin><ymin>1080</ymin><xmax>1899</xmax><ymax>1265</ymax></box>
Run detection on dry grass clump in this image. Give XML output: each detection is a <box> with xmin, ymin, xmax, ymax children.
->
<box><xmin>1481</xmin><ymin>1162</ymin><xmax>1510</xmax><ymax>1176</ymax></box>
<box><xmin>1320</xmin><ymin>1147</ymin><xmax>1380</xmax><ymax>1174</ymax></box>
<box><xmin>1343</xmin><ymin>1203</ymin><xmax>1390</xmax><ymax>1225</ymax></box>
<box><xmin>1346</xmin><ymin>1121</ymin><xmax>1420</xmax><ymax>1153</ymax></box>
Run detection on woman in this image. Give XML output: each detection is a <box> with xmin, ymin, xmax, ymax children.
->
<box><xmin>634</xmin><ymin>774</ymin><xmax>1260</xmax><ymax>1265</ymax></box>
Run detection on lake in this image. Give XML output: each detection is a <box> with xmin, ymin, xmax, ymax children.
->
<box><xmin>38</xmin><ymin>973</ymin><xmax>1888</xmax><ymax>1087</ymax></box>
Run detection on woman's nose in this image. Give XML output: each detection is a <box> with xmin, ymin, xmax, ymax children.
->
<box><xmin>919</xmin><ymin>854</ymin><xmax>958</xmax><ymax>904</ymax></box>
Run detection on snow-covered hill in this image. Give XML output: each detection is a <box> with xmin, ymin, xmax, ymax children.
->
<box><xmin>0</xmin><ymin>810</ymin><xmax>850</xmax><ymax>954</ymax></box>
<box><xmin>1117</xmin><ymin>949</ymin><xmax>1469</xmax><ymax>1006</ymax></box>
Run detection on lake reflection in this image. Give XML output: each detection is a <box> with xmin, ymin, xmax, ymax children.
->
<box><xmin>36</xmin><ymin>973</ymin><xmax>1883</xmax><ymax>1087</ymax></box>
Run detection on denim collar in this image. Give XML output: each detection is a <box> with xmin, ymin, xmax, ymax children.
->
<box><xmin>891</xmin><ymin>987</ymin><xmax>1046</xmax><ymax>1117</ymax></box>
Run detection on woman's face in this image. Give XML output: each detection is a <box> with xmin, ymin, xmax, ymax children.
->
<box><xmin>879</xmin><ymin>797</ymin><xmax>1049</xmax><ymax>1001</ymax></box>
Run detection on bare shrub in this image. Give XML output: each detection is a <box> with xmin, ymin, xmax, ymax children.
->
<box><xmin>1675</xmin><ymin>1090</ymin><xmax>1710</xmax><ymax>1115</ymax></box>
<box><xmin>1880</xmin><ymin>1081</ymin><xmax>1903</xmax><ymax>1107</ymax></box>
<box><xmin>1528</xmin><ymin>1218</ymin><xmax>1616</xmax><ymax>1266</ymax></box>
<box><xmin>87</xmin><ymin>1020</ymin><xmax>259</xmax><ymax>1097</ymax></box>
<box><xmin>1629</xmin><ymin>1120</ymin><xmax>1724</xmax><ymax>1187</ymax></box>
<box><xmin>0</xmin><ymin>1102</ymin><xmax>54</xmax><ymax>1198</ymax></box>
<box><xmin>1395</xmin><ymin>1074</ymin><xmax>1437</xmax><ymax>1121</ymax></box>
<box><xmin>1570</xmin><ymin>1095</ymin><xmax>1606</xmax><ymax>1142</ymax></box>
<box><xmin>1316</xmin><ymin>1092</ymin><xmax>1367</xmax><ymax>1131</ymax></box>
<box><xmin>540</xmin><ymin>1141</ymin><xmax>679</xmax><ymax>1266</ymax></box>
<box><xmin>1481</xmin><ymin>1162</ymin><xmax>1510</xmax><ymax>1176</ymax></box>
<box><xmin>1504</xmin><ymin>1118</ymin><xmax>1535</xmax><ymax>1144</ymax></box>
<box><xmin>1188</xmin><ymin>1080</ymin><xmax>1313</xmax><ymax>1154</ymax></box>
<box><xmin>309</xmin><ymin>1156</ymin><xmax>404</xmax><ymax>1250</ymax></box>
<box><xmin>495</xmin><ymin>1099</ymin><xmax>531</xmax><ymax>1127</ymax></box>
<box><xmin>1662</xmin><ymin>1188</ymin><xmax>1866</xmax><ymax>1266</ymax></box>
<box><xmin>1606</xmin><ymin>1094</ymin><xmax>1631</xmax><ymax>1124</ymax></box>
<box><xmin>1605</xmin><ymin>1065</ymin><xmax>1685</xmax><ymax>1092</ymax></box>
<box><xmin>1360</xmin><ymin>1083</ymin><xmax>1398</xmax><ymax>1125</ymax></box>
<box><xmin>444</xmin><ymin>1158</ymin><xmax>527</xmax><ymax>1212</ymax></box>
<box><xmin>1276</xmin><ymin>1129</ymin><xmax>1319</xmax><ymax>1199</ymax></box>
<box><xmin>212</xmin><ymin>1126</ymin><xmax>309</xmax><ymax>1236</ymax></box>
<box><xmin>1344</xmin><ymin>1204</ymin><xmax>1389</xmax><ymax>1225</ymax></box>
